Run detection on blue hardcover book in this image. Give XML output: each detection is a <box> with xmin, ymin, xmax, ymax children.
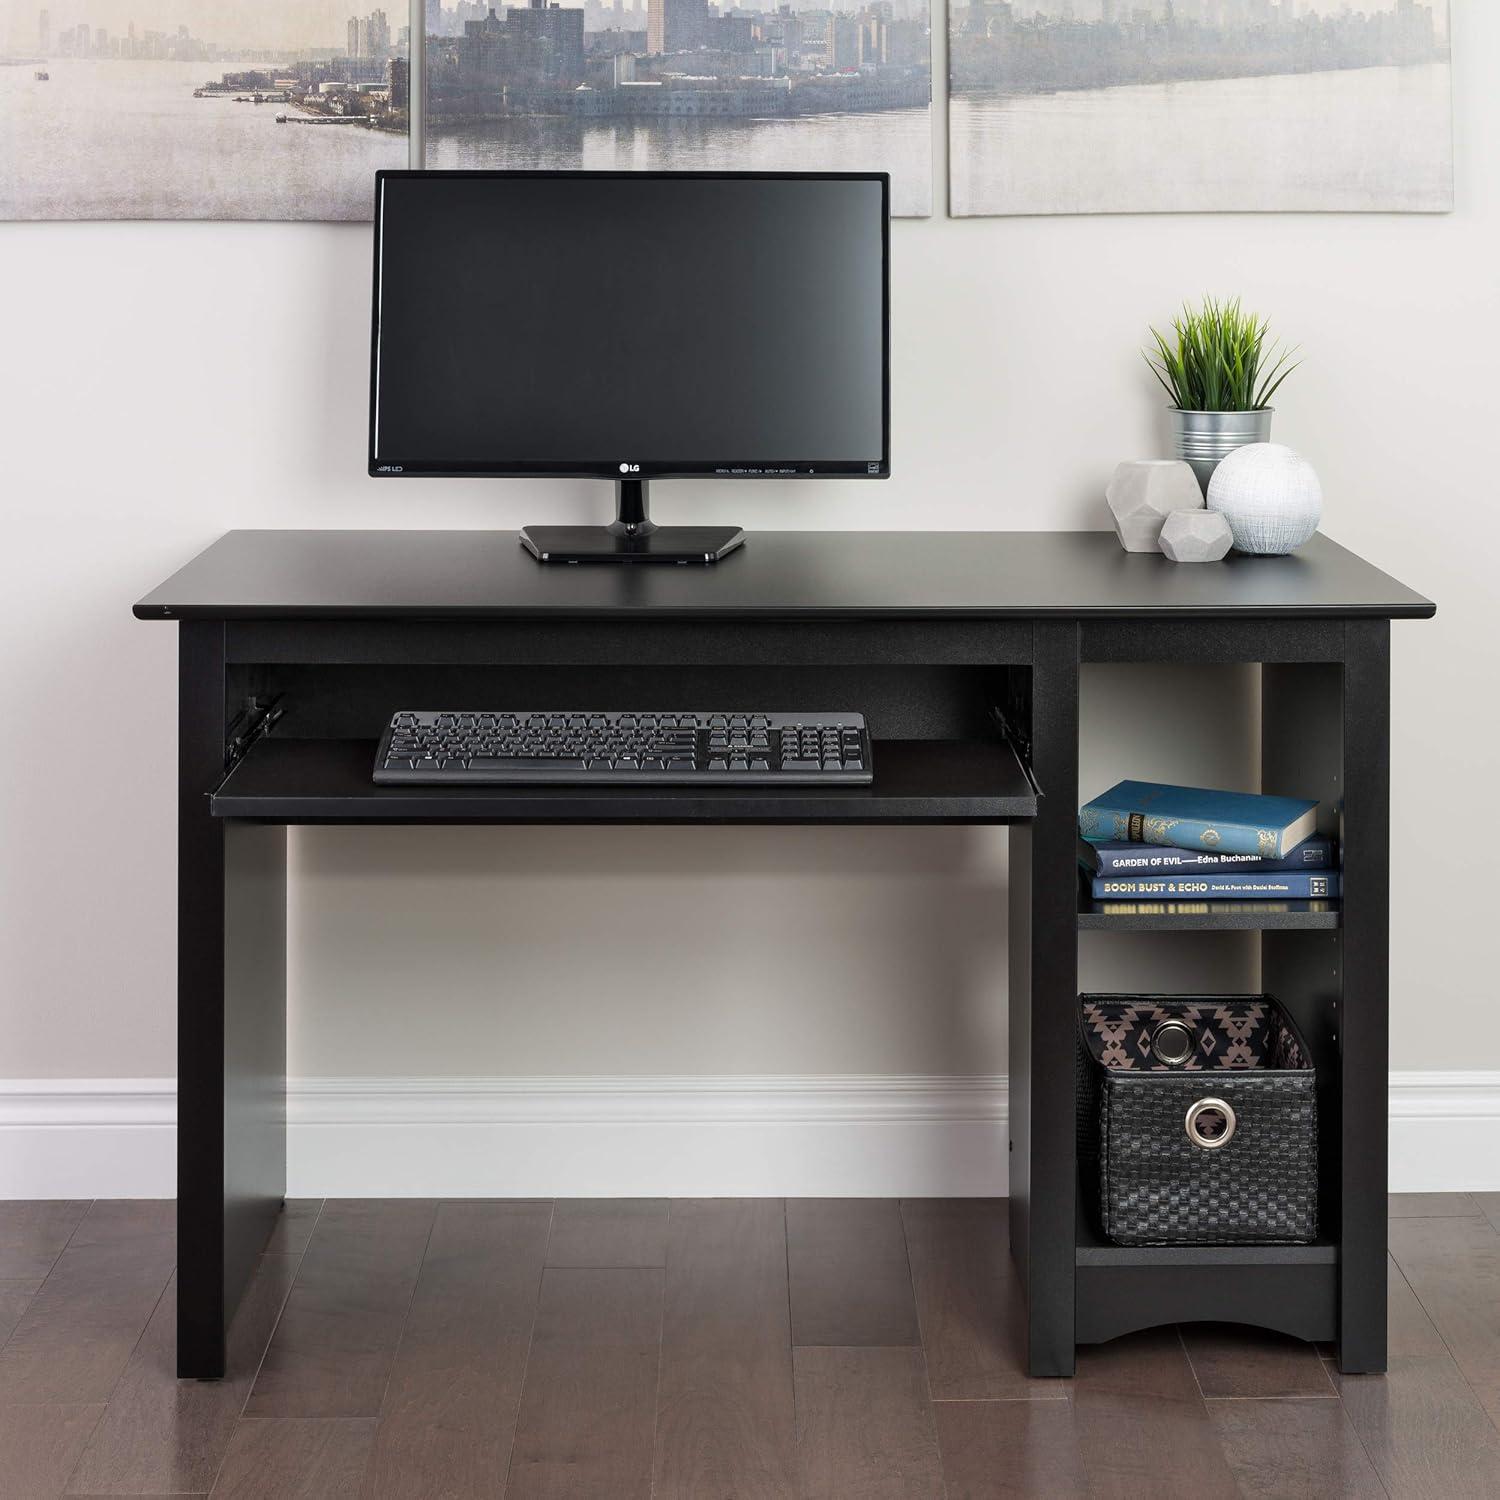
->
<box><xmin>1079</xmin><ymin>780</ymin><xmax>1319</xmax><ymax>859</ymax></box>
<box><xmin>1092</xmin><ymin>871</ymin><xmax>1341</xmax><ymax>900</ymax></box>
<box><xmin>1088</xmin><ymin>835</ymin><xmax>1335</xmax><ymax>877</ymax></box>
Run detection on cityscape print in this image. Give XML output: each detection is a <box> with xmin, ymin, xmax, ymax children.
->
<box><xmin>0</xmin><ymin>1</ymin><xmax>409</xmax><ymax>218</ymax></box>
<box><xmin>0</xmin><ymin>0</ymin><xmax>1451</xmax><ymax>220</ymax></box>
<box><xmin>424</xmin><ymin>0</ymin><xmax>933</xmax><ymax>215</ymax></box>
<box><xmin>949</xmin><ymin>0</ymin><xmax>1453</xmax><ymax>216</ymax></box>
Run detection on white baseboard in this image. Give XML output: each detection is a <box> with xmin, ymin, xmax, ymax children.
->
<box><xmin>287</xmin><ymin>1075</ymin><xmax>1010</xmax><ymax>1198</ymax></box>
<box><xmin>3</xmin><ymin>1072</ymin><xmax>1499</xmax><ymax>1198</ymax></box>
<box><xmin>1388</xmin><ymin>1072</ymin><xmax>1500</xmax><ymax>1194</ymax></box>
<box><xmin>0</xmin><ymin>1080</ymin><xmax>177</xmax><ymax>1199</ymax></box>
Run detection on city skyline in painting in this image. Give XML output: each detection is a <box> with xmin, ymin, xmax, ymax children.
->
<box><xmin>0</xmin><ymin>0</ymin><xmax>409</xmax><ymax>218</ymax></box>
<box><xmin>423</xmin><ymin>0</ymin><xmax>933</xmax><ymax>216</ymax></box>
<box><xmin>949</xmin><ymin>0</ymin><xmax>1453</xmax><ymax>215</ymax></box>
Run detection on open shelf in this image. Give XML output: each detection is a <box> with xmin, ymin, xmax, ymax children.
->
<box><xmin>209</xmin><ymin>736</ymin><xmax>1039</xmax><ymax>824</ymax></box>
<box><xmin>1077</xmin><ymin>894</ymin><xmax>1341</xmax><ymax>932</ymax></box>
<box><xmin>1073</xmin><ymin>1186</ymin><xmax>1338</xmax><ymax>1345</ymax></box>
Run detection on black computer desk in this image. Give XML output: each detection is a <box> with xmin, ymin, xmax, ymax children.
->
<box><xmin>134</xmin><ymin>529</ymin><xmax>1435</xmax><ymax>1380</ymax></box>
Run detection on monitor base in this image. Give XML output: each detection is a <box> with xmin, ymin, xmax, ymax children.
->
<box><xmin>520</xmin><ymin>524</ymin><xmax>745</xmax><ymax>564</ymax></box>
<box><xmin>520</xmin><ymin>479</ymin><xmax>744</xmax><ymax>564</ymax></box>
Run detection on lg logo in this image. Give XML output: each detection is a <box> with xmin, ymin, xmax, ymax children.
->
<box><xmin>619</xmin><ymin>462</ymin><xmax>640</xmax><ymax>473</ymax></box>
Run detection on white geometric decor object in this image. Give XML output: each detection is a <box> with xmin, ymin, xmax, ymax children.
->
<box><xmin>1160</xmin><ymin>509</ymin><xmax>1234</xmax><ymax>563</ymax></box>
<box><xmin>1105</xmin><ymin>460</ymin><xmax>1204</xmax><ymax>552</ymax></box>
<box><xmin>1207</xmin><ymin>443</ymin><xmax>1324</xmax><ymax>556</ymax></box>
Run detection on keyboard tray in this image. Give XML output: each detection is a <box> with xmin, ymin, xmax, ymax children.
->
<box><xmin>209</xmin><ymin>737</ymin><xmax>1039</xmax><ymax>824</ymax></box>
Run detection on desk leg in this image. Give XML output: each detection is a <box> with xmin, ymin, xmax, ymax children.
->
<box><xmin>178</xmin><ymin>622</ymin><xmax>287</xmax><ymax>1379</ymax></box>
<box><xmin>1008</xmin><ymin>623</ymin><xmax>1079</xmax><ymax>1377</ymax></box>
<box><xmin>1264</xmin><ymin>630</ymin><xmax>1389</xmax><ymax>1374</ymax></box>
<box><xmin>1336</xmin><ymin>621</ymin><xmax>1390</xmax><ymax>1373</ymax></box>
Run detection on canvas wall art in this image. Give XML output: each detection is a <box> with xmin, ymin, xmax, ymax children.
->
<box><xmin>422</xmin><ymin>0</ymin><xmax>933</xmax><ymax>216</ymax></box>
<box><xmin>0</xmin><ymin>0</ymin><xmax>409</xmax><ymax>219</ymax></box>
<box><xmin>949</xmin><ymin>0</ymin><xmax>1453</xmax><ymax>217</ymax></box>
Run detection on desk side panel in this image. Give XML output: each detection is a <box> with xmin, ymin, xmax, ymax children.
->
<box><xmin>177</xmin><ymin>622</ymin><xmax>286</xmax><ymax>1379</ymax></box>
<box><xmin>1008</xmin><ymin>623</ymin><xmax>1079</xmax><ymax>1377</ymax></box>
<box><xmin>1338</xmin><ymin>621</ymin><xmax>1391</xmax><ymax>1373</ymax></box>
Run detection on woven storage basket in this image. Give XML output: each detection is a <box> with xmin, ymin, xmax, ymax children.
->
<box><xmin>1078</xmin><ymin>994</ymin><xmax>1318</xmax><ymax>1246</ymax></box>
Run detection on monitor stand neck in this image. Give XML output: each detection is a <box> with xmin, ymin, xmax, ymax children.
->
<box><xmin>608</xmin><ymin>478</ymin><xmax>656</xmax><ymax>540</ymax></box>
<box><xmin>519</xmin><ymin>479</ymin><xmax>745</xmax><ymax>565</ymax></box>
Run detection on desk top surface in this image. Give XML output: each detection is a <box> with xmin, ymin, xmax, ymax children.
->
<box><xmin>134</xmin><ymin>529</ymin><xmax>1435</xmax><ymax>622</ymax></box>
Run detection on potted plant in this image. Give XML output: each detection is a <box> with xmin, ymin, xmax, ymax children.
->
<box><xmin>1146</xmin><ymin>297</ymin><xmax>1298</xmax><ymax>493</ymax></box>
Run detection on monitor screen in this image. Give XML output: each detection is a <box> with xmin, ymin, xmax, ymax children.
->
<box><xmin>370</xmin><ymin>171</ymin><xmax>889</xmax><ymax>480</ymax></box>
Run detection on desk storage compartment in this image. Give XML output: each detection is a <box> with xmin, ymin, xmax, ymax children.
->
<box><xmin>1078</xmin><ymin>994</ymin><xmax>1318</xmax><ymax>1247</ymax></box>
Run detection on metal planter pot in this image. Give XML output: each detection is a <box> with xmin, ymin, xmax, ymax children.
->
<box><xmin>1170</xmin><ymin>408</ymin><xmax>1273</xmax><ymax>493</ymax></box>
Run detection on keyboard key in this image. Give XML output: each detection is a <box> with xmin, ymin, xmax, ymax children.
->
<box><xmin>467</xmin><ymin>757</ymin><xmax>588</xmax><ymax>771</ymax></box>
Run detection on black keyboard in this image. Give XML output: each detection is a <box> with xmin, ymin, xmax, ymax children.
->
<box><xmin>373</xmin><ymin>711</ymin><xmax>873</xmax><ymax>785</ymax></box>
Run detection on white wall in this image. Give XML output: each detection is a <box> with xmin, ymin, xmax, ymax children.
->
<box><xmin>1</xmin><ymin>3</ymin><xmax>1495</xmax><ymax>1191</ymax></box>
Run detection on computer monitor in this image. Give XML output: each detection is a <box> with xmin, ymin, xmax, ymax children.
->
<box><xmin>369</xmin><ymin>170</ymin><xmax>890</xmax><ymax>563</ymax></box>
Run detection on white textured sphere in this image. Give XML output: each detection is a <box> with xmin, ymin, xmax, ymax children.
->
<box><xmin>1207</xmin><ymin>443</ymin><xmax>1322</xmax><ymax>556</ymax></box>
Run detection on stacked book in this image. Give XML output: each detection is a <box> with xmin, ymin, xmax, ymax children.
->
<box><xmin>1079</xmin><ymin>780</ymin><xmax>1338</xmax><ymax>909</ymax></box>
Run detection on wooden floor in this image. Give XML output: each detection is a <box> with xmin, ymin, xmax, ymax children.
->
<box><xmin>2</xmin><ymin>1196</ymin><xmax>1500</xmax><ymax>1498</ymax></box>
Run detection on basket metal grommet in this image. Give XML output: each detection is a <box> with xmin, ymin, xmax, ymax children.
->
<box><xmin>1151</xmin><ymin>1018</ymin><xmax>1195</xmax><ymax>1067</ymax></box>
<box><xmin>1185</xmin><ymin>1097</ymin><xmax>1236</xmax><ymax>1150</ymax></box>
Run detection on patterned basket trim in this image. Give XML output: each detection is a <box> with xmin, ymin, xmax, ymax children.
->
<box><xmin>1079</xmin><ymin>995</ymin><xmax>1310</xmax><ymax>1073</ymax></box>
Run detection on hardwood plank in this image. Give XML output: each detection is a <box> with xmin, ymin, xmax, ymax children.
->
<box><xmin>933</xmin><ymin>1400</ymin><xmax>1087</xmax><ymax>1500</ymax></box>
<box><xmin>1072</xmin><ymin>1329</ymin><xmax>1240</xmax><ymax>1500</ymax></box>
<box><xmin>1475</xmin><ymin>1194</ymin><xmax>1500</xmax><ymax>1233</ymax></box>
<box><xmin>0</xmin><ymin>1202</ymin><xmax>175</xmax><ymax>1405</ymax></box>
<box><xmin>787</xmin><ymin>1200</ymin><xmax>919</xmax><ymax>1348</ymax></box>
<box><xmin>507</xmin><ymin>1267</ymin><xmax>663</xmax><ymax>1500</ymax></box>
<box><xmin>1334</xmin><ymin>1257</ymin><xmax>1500</xmax><ymax>1500</ymax></box>
<box><xmin>65</xmin><ymin>1201</ymin><xmax>175</xmax><ymax>1248</ymax></box>
<box><xmin>652</xmin><ymin>1199</ymin><xmax>796</xmax><ymax>1500</ymax></box>
<box><xmin>0</xmin><ymin>1279</ymin><xmax>41</xmax><ymax>1348</ymax></box>
<box><xmin>0</xmin><ymin>1201</ymin><xmax>91</xmax><ymax>1281</ymax></box>
<box><xmin>265</xmin><ymin>1201</ymin><xmax>323</xmax><ymax>1257</ymax></box>
<box><xmin>246</xmin><ymin>1200</ymin><xmax>437</xmax><ymax>1419</ymax></box>
<box><xmin>0</xmin><ymin>1402</ymin><xmax>104</xmax><ymax>1500</ymax></box>
<box><xmin>545</xmin><ymin>1200</ymin><xmax>668</xmax><ymax>1269</ymax></box>
<box><xmin>1390</xmin><ymin>1193</ymin><xmax>1481</xmax><ymax>1219</ymax></box>
<box><xmin>64</xmin><ymin>1255</ymin><xmax>299</xmax><ymax>1496</ymax></box>
<box><xmin>1179</xmin><ymin>1324</ymin><xmax>1337</xmax><ymax>1399</ymax></box>
<box><xmin>899</xmin><ymin>1200</ymin><xmax>1061</xmax><ymax>1401</ymax></box>
<box><xmin>1382</xmin><ymin>1252</ymin><xmax>1449</xmax><ymax>1361</ymax></box>
<box><xmin>1206</xmin><ymin>1398</ymin><xmax>1384</xmax><ymax>1500</ymax></box>
<box><xmin>1337</xmin><ymin>1357</ymin><xmax>1500</xmax><ymax>1499</ymax></box>
<box><xmin>793</xmin><ymin>1346</ymin><xmax>944</xmax><ymax>1500</ymax></box>
<box><xmin>363</xmin><ymin>1201</ymin><xmax>551</xmax><ymax>1500</ymax></box>
<box><xmin>1389</xmin><ymin>1212</ymin><xmax>1500</xmax><ymax>1423</ymax></box>
<box><xmin>209</xmin><ymin>1417</ymin><xmax>376</xmax><ymax>1499</ymax></box>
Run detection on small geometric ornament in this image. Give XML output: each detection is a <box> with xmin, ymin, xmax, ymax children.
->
<box><xmin>1160</xmin><ymin>508</ymin><xmax>1234</xmax><ymax>563</ymax></box>
<box><xmin>1105</xmin><ymin>460</ymin><xmax>1204</xmax><ymax>552</ymax></box>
